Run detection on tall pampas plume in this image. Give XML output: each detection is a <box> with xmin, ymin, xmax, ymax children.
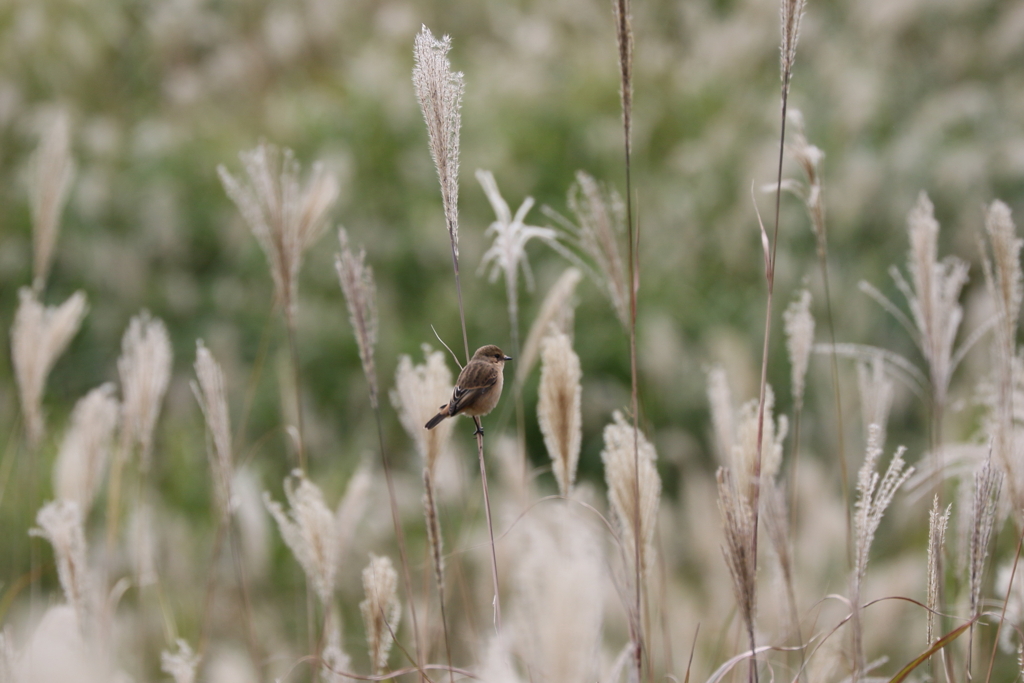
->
<box><xmin>982</xmin><ymin>200</ymin><xmax>1022</xmax><ymax>509</ymax></box>
<box><xmin>28</xmin><ymin>108</ymin><xmax>74</xmax><ymax>293</ymax></box>
<box><xmin>850</xmin><ymin>424</ymin><xmax>913</xmax><ymax>679</ymax></box>
<box><xmin>538</xmin><ymin>333</ymin><xmax>582</xmax><ymax>497</ymax></box>
<box><xmin>926</xmin><ymin>495</ymin><xmax>951</xmax><ymax>646</ymax></box>
<box><xmin>30</xmin><ymin>500</ymin><xmax>95</xmax><ymax>634</ymax></box>
<box><xmin>413</xmin><ymin>25</ymin><xmax>464</xmax><ymax>263</ymax></box>
<box><xmin>716</xmin><ymin>466</ymin><xmax>757</xmax><ymax>663</ymax></box>
<box><xmin>602</xmin><ymin>410</ymin><xmax>659</xmax><ymax>681</ymax></box>
<box><xmin>11</xmin><ymin>288</ymin><xmax>88</xmax><ymax>449</ymax></box>
<box><xmin>546</xmin><ymin>172</ymin><xmax>629</xmax><ymax>328</ymax></box>
<box><xmin>391</xmin><ymin>346</ymin><xmax>455</xmax><ymax>474</ymax></box>
<box><xmin>905</xmin><ymin>193</ymin><xmax>969</xmax><ymax>436</ymax></box>
<box><xmin>732</xmin><ymin>387</ymin><xmax>788</xmax><ymax>496</ymax></box>
<box><xmin>118</xmin><ymin>311</ymin><xmax>172</xmax><ymax>469</ymax></box>
<box><xmin>218</xmin><ymin>142</ymin><xmax>338</xmax><ymax>324</ymax></box>
<box><xmin>967</xmin><ymin>462</ymin><xmax>1002</xmax><ymax>655</ymax></box>
<box><xmin>191</xmin><ymin>341</ymin><xmax>233</xmax><ymax>518</ymax></box>
<box><xmin>360</xmin><ymin>554</ymin><xmax>401</xmax><ymax>676</ymax></box>
<box><xmin>780</xmin><ymin>0</ymin><xmax>807</xmax><ymax>90</ymax></box>
<box><xmin>53</xmin><ymin>383</ymin><xmax>119</xmax><ymax>515</ymax></box>
<box><xmin>264</xmin><ymin>470</ymin><xmax>340</xmax><ymax>607</ymax></box>
<box><xmin>335</xmin><ymin>228</ymin><xmax>379</xmax><ymax>406</ymax></box>
<box><xmin>602</xmin><ymin>410</ymin><xmax>661</xmax><ymax>579</ymax></box>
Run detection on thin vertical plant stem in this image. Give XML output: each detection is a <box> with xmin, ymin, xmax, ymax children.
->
<box><xmin>750</xmin><ymin>71</ymin><xmax>794</xmax><ymax>683</ymax></box>
<box><xmin>611</xmin><ymin>0</ymin><xmax>646</xmax><ymax>677</ymax></box>
<box><xmin>372</xmin><ymin>405</ymin><xmax>427</xmax><ymax>680</ymax></box>
<box><xmin>473</xmin><ymin>416</ymin><xmax>502</xmax><ymax>633</ymax></box>
<box><xmin>285</xmin><ymin>309</ymin><xmax>306</xmax><ymax>472</ymax></box>
<box><xmin>424</xmin><ymin>472</ymin><xmax>455</xmax><ymax>683</ymax></box>
<box><xmin>445</xmin><ymin>195</ymin><xmax>502</xmax><ymax>632</ymax></box>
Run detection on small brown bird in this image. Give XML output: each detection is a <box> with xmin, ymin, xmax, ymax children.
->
<box><xmin>425</xmin><ymin>345</ymin><xmax>512</xmax><ymax>434</ymax></box>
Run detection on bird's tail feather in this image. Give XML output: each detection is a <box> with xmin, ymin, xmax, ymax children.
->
<box><xmin>425</xmin><ymin>411</ymin><xmax>447</xmax><ymax>430</ymax></box>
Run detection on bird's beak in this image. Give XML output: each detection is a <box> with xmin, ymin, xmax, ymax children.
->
<box><xmin>503</xmin><ymin>355</ymin><xmax>513</xmax><ymax>361</ymax></box>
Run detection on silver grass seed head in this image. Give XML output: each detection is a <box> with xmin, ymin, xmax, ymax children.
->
<box><xmin>422</xmin><ymin>468</ymin><xmax>445</xmax><ymax>586</ymax></box>
<box><xmin>901</xmin><ymin>192</ymin><xmax>969</xmax><ymax>408</ymax></box>
<box><xmin>413</xmin><ymin>25</ymin><xmax>464</xmax><ymax>254</ymax></box>
<box><xmin>567</xmin><ymin>172</ymin><xmax>629</xmax><ymax>328</ymax></box>
<box><xmin>538</xmin><ymin>333</ymin><xmax>582</xmax><ymax>497</ymax></box>
<box><xmin>390</xmin><ymin>345</ymin><xmax>454</xmax><ymax>475</ymax></box>
<box><xmin>780</xmin><ymin>0</ymin><xmax>807</xmax><ymax>86</ymax></box>
<box><xmin>263</xmin><ymin>470</ymin><xmax>339</xmax><ymax>606</ymax></box>
<box><xmin>601</xmin><ymin>411</ymin><xmax>661</xmax><ymax>578</ymax></box>
<box><xmin>732</xmin><ymin>385</ymin><xmax>788</xmax><ymax>495</ymax></box>
<box><xmin>29</xmin><ymin>108</ymin><xmax>75</xmax><ymax>292</ymax></box>
<box><xmin>612</xmin><ymin>0</ymin><xmax>633</xmax><ymax>140</ymax></box>
<box><xmin>192</xmin><ymin>341</ymin><xmax>233</xmax><ymax>517</ymax></box>
<box><xmin>926</xmin><ymin>495</ymin><xmax>951</xmax><ymax>645</ymax></box>
<box><xmin>53</xmin><ymin>383</ymin><xmax>119</xmax><ymax>515</ymax></box>
<box><xmin>969</xmin><ymin>460</ymin><xmax>1003</xmax><ymax>618</ymax></box>
<box><xmin>118</xmin><ymin>311</ymin><xmax>172</xmax><ymax>469</ymax></box>
<box><xmin>853</xmin><ymin>424</ymin><xmax>914</xmax><ymax>582</ymax></box>
<box><xmin>984</xmin><ymin>200</ymin><xmax>1022</xmax><ymax>350</ymax></box>
<box><xmin>783</xmin><ymin>289</ymin><xmax>814</xmax><ymax>409</ymax></box>
<box><xmin>30</xmin><ymin>500</ymin><xmax>94</xmax><ymax>633</ymax></box>
<box><xmin>517</xmin><ymin>267</ymin><xmax>582</xmax><ymax>386</ymax></box>
<box><xmin>218</xmin><ymin>142</ymin><xmax>338</xmax><ymax>320</ymax></box>
<box><xmin>161</xmin><ymin>639</ymin><xmax>200</xmax><ymax>683</ymax></box>
<box><xmin>716</xmin><ymin>466</ymin><xmax>757</xmax><ymax>630</ymax></box>
<box><xmin>11</xmin><ymin>288</ymin><xmax>88</xmax><ymax>449</ymax></box>
<box><xmin>335</xmin><ymin>228</ymin><xmax>379</xmax><ymax>405</ymax></box>
<box><xmin>360</xmin><ymin>553</ymin><xmax>401</xmax><ymax>675</ymax></box>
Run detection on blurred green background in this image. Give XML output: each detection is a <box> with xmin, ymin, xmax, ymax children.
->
<box><xmin>1</xmin><ymin>0</ymin><xmax>1023</xmax><ymax>674</ymax></box>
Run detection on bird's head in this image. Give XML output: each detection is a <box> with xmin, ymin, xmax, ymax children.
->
<box><xmin>472</xmin><ymin>344</ymin><xmax>512</xmax><ymax>365</ymax></box>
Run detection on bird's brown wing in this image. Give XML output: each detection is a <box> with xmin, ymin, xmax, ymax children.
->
<box><xmin>448</xmin><ymin>360</ymin><xmax>498</xmax><ymax>415</ymax></box>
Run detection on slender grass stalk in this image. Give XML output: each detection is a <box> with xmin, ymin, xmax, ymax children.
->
<box><xmin>422</xmin><ymin>470</ymin><xmax>454</xmax><ymax>683</ymax></box>
<box><xmin>748</xmin><ymin>3</ymin><xmax>806</xmax><ymax>680</ymax></box>
<box><xmin>611</xmin><ymin>0</ymin><xmax>647</xmax><ymax>678</ymax></box>
<box><xmin>284</xmin><ymin>307</ymin><xmax>306</xmax><ymax>471</ymax></box>
<box><xmin>414</xmin><ymin>25</ymin><xmax>502</xmax><ymax>634</ymax></box>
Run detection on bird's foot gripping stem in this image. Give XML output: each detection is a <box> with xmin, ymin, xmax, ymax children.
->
<box><xmin>472</xmin><ymin>418</ymin><xmax>484</xmax><ymax>437</ymax></box>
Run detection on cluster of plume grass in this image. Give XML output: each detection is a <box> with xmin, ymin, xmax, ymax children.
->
<box><xmin>6</xmin><ymin>2</ymin><xmax>1024</xmax><ymax>683</ymax></box>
